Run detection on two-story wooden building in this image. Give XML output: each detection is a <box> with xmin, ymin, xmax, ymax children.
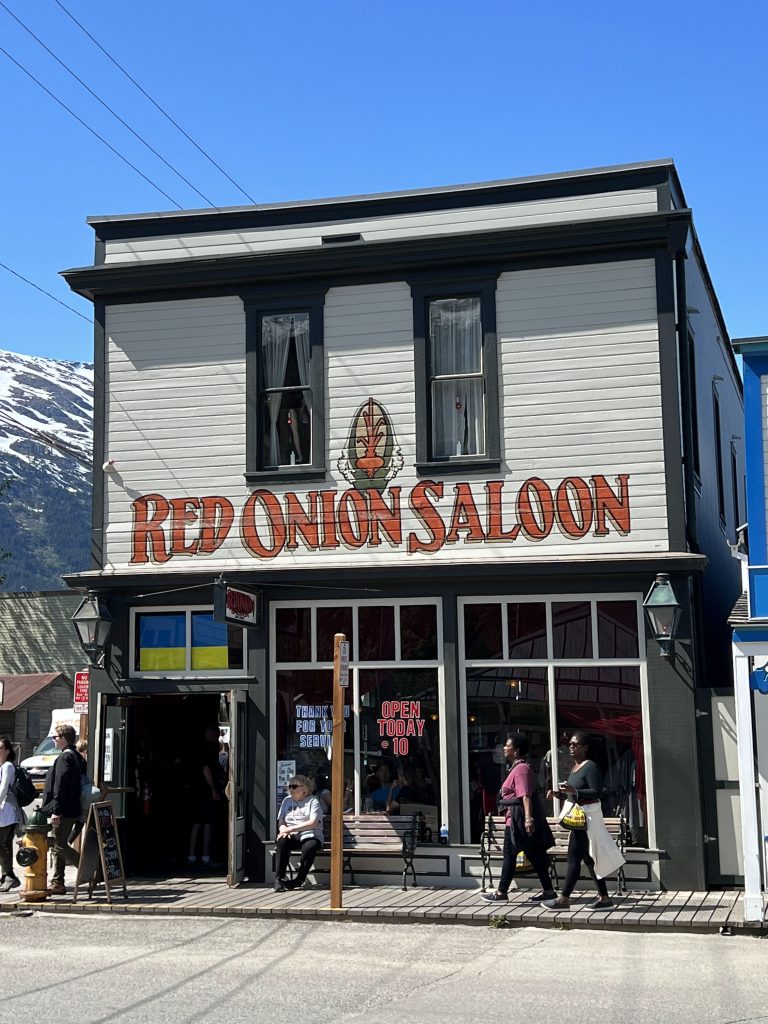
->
<box><xmin>62</xmin><ymin>159</ymin><xmax>743</xmax><ymax>891</ymax></box>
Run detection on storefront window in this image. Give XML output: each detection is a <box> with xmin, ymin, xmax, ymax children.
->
<box><xmin>552</xmin><ymin>601</ymin><xmax>593</xmax><ymax>658</ymax></box>
<box><xmin>400</xmin><ymin>605</ymin><xmax>438</xmax><ymax>660</ymax></box>
<box><xmin>360</xmin><ymin>668</ymin><xmax>440</xmax><ymax>835</ymax></box>
<box><xmin>507</xmin><ymin>602</ymin><xmax>547</xmax><ymax>659</ymax></box>
<box><xmin>465</xmin><ymin>666</ymin><xmax>549</xmax><ymax>842</ymax></box>
<box><xmin>133</xmin><ymin>610</ymin><xmax>244</xmax><ymax>674</ymax></box>
<box><xmin>358</xmin><ymin>606</ymin><xmax>395</xmax><ymax>661</ymax></box>
<box><xmin>275</xmin><ymin>607</ymin><xmax>311</xmax><ymax>662</ymax></box>
<box><xmin>555</xmin><ymin>665</ymin><xmax>645</xmax><ymax>845</ymax></box>
<box><xmin>316</xmin><ymin>606</ymin><xmax>353</xmax><ymax>661</ymax></box>
<box><xmin>273</xmin><ymin>599</ymin><xmax>441</xmax><ymax>830</ymax></box>
<box><xmin>597</xmin><ymin>601</ymin><xmax>639</xmax><ymax>658</ymax></box>
<box><xmin>464</xmin><ymin>603</ymin><xmax>502</xmax><ymax>659</ymax></box>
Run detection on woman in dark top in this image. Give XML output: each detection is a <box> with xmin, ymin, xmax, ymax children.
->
<box><xmin>481</xmin><ymin>734</ymin><xmax>556</xmax><ymax>903</ymax></box>
<box><xmin>543</xmin><ymin>731</ymin><xmax>616</xmax><ymax>911</ymax></box>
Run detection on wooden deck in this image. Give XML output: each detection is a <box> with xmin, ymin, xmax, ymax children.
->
<box><xmin>1</xmin><ymin>877</ymin><xmax>765</xmax><ymax>933</ymax></box>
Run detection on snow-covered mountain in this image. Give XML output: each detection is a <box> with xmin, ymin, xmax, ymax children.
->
<box><xmin>0</xmin><ymin>349</ymin><xmax>93</xmax><ymax>591</ymax></box>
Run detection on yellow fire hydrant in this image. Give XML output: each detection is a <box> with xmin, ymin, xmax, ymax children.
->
<box><xmin>17</xmin><ymin>807</ymin><xmax>50</xmax><ymax>903</ymax></box>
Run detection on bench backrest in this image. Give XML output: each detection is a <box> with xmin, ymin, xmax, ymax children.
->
<box><xmin>340</xmin><ymin>813</ymin><xmax>416</xmax><ymax>850</ymax></box>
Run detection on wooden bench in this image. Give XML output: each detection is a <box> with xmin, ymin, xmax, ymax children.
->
<box><xmin>276</xmin><ymin>812</ymin><xmax>420</xmax><ymax>891</ymax></box>
<box><xmin>480</xmin><ymin>812</ymin><xmax>627</xmax><ymax>894</ymax></box>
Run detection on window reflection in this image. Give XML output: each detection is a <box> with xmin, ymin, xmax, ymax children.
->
<box><xmin>464</xmin><ymin>604</ymin><xmax>502</xmax><ymax>659</ymax></box>
<box><xmin>552</xmin><ymin>602</ymin><xmax>593</xmax><ymax>659</ymax></box>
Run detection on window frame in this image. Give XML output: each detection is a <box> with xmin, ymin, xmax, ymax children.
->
<box><xmin>411</xmin><ymin>278</ymin><xmax>500</xmax><ymax>473</ymax></box>
<box><xmin>713</xmin><ymin>387</ymin><xmax>726</xmax><ymax>525</ymax></box>
<box><xmin>270</xmin><ymin>597</ymin><xmax>445</xmax><ymax>834</ymax></box>
<box><xmin>129</xmin><ymin>605</ymin><xmax>248</xmax><ymax>678</ymax></box>
<box><xmin>244</xmin><ymin>291</ymin><xmax>326</xmax><ymax>483</ymax></box>
<box><xmin>458</xmin><ymin>594</ymin><xmax>654</xmax><ymax>848</ymax></box>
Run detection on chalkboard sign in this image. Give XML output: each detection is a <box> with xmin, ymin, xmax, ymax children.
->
<box><xmin>74</xmin><ymin>801</ymin><xmax>127</xmax><ymax>903</ymax></box>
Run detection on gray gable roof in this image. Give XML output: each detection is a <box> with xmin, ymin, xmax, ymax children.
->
<box><xmin>0</xmin><ymin>591</ymin><xmax>85</xmax><ymax>679</ymax></box>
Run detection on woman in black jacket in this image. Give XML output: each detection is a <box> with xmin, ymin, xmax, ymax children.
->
<box><xmin>41</xmin><ymin>723</ymin><xmax>86</xmax><ymax>895</ymax></box>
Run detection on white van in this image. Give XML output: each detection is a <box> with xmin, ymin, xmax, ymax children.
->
<box><xmin>20</xmin><ymin>709</ymin><xmax>80</xmax><ymax>792</ymax></box>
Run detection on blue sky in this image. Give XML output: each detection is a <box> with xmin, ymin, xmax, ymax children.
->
<box><xmin>1</xmin><ymin>0</ymin><xmax>765</xmax><ymax>364</ymax></box>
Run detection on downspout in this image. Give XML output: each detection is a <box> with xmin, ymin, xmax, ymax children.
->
<box><xmin>674</xmin><ymin>244</ymin><xmax>698</xmax><ymax>554</ymax></box>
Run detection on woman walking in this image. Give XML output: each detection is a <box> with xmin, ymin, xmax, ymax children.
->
<box><xmin>481</xmin><ymin>734</ymin><xmax>556</xmax><ymax>904</ymax></box>
<box><xmin>0</xmin><ymin>736</ymin><xmax>22</xmax><ymax>892</ymax></box>
<box><xmin>543</xmin><ymin>731</ymin><xmax>625</xmax><ymax>911</ymax></box>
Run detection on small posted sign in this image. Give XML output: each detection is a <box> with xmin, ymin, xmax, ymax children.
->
<box><xmin>338</xmin><ymin>641</ymin><xmax>350</xmax><ymax>687</ymax></box>
<box><xmin>73</xmin><ymin>669</ymin><xmax>90</xmax><ymax>715</ymax></box>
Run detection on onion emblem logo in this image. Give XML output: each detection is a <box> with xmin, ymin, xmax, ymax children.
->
<box><xmin>337</xmin><ymin>398</ymin><xmax>403</xmax><ymax>491</ymax></box>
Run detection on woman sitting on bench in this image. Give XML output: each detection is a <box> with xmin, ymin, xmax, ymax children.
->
<box><xmin>274</xmin><ymin>775</ymin><xmax>324</xmax><ymax>892</ymax></box>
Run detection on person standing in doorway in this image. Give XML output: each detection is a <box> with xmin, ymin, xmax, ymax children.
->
<box><xmin>41</xmin><ymin>724</ymin><xmax>86</xmax><ymax>895</ymax></box>
<box><xmin>187</xmin><ymin>725</ymin><xmax>224</xmax><ymax>870</ymax></box>
<box><xmin>0</xmin><ymin>737</ymin><xmax>22</xmax><ymax>892</ymax></box>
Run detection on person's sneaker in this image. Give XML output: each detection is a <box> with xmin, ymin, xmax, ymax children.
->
<box><xmin>586</xmin><ymin>897</ymin><xmax>615</xmax><ymax>910</ymax></box>
<box><xmin>273</xmin><ymin>879</ymin><xmax>286</xmax><ymax>892</ymax></box>
<box><xmin>528</xmin><ymin>891</ymin><xmax>557</xmax><ymax>903</ymax></box>
<box><xmin>48</xmin><ymin>881</ymin><xmax>66</xmax><ymax>895</ymax></box>
<box><xmin>283</xmin><ymin>878</ymin><xmax>304</xmax><ymax>890</ymax></box>
<box><xmin>542</xmin><ymin>898</ymin><xmax>570</xmax><ymax>911</ymax></box>
<box><xmin>480</xmin><ymin>890</ymin><xmax>508</xmax><ymax>903</ymax></box>
<box><xmin>0</xmin><ymin>876</ymin><xmax>16</xmax><ymax>892</ymax></box>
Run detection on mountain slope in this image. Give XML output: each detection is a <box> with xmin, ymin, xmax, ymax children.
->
<box><xmin>0</xmin><ymin>349</ymin><xmax>93</xmax><ymax>591</ymax></box>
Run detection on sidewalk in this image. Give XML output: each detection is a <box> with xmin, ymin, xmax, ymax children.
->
<box><xmin>1</xmin><ymin>870</ymin><xmax>765</xmax><ymax>934</ymax></box>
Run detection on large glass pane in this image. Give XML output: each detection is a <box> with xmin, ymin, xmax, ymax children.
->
<box><xmin>464</xmin><ymin>603</ymin><xmax>502</xmax><ymax>660</ymax></box>
<box><xmin>191</xmin><ymin>612</ymin><xmax>243</xmax><ymax>670</ymax></box>
<box><xmin>429</xmin><ymin>297</ymin><xmax>481</xmax><ymax>375</ymax></box>
<box><xmin>317</xmin><ymin>606</ymin><xmax>353</xmax><ymax>662</ymax></box>
<box><xmin>555</xmin><ymin>665</ymin><xmax>645</xmax><ymax>846</ymax></box>
<box><xmin>136</xmin><ymin>612</ymin><xmax>185</xmax><ymax>672</ymax></box>
<box><xmin>261</xmin><ymin>388</ymin><xmax>311</xmax><ymax>468</ymax></box>
<box><xmin>400</xmin><ymin>605</ymin><xmax>438</xmax><ymax>660</ymax></box>
<box><xmin>274</xmin><ymin>669</ymin><xmax>353</xmax><ymax>814</ymax></box>
<box><xmin>507</xmin><ymin>602</ymin><xmax>547</xmax><ymax>659</ymax></box>
<box><xmin>597</xmin><ymin>601</ymin><xmax>639</xmax><ymax>659</ymax></box>
<box><xmin>359</xmin><ymin>669</ymin><xmax>440</xmax><ymax>837</ymax></box>
<box><xmin>431</xmin><ymin>377</ymin><xmax>485</xmax><ymax>458</ymax></box>
<box><xmin>552</xmin><ymin>601</ymin><xmax>593</xmax><ymax>659</ymax></box>
<box><xmin>465</xmin><ymin>666</ymin><xmax>549</xmax><ymax>843</ymax></box>
<box><xmin>275</xmin><ymin>607</ymin><xmax>311</xmax><ymax>662</ymax></box>
<box><xmin>358</xmin><ymin>606</ymin><xmax>395</xmax><ymax>661</ymax></box>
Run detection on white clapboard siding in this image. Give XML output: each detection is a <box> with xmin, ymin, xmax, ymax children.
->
<box><xmin>102</xmin><ymin>265</ymin><xmax>669</xmax><ymax>572</ymax></box>
<box><xmin>102</xmin><ymin>189</ymin><xmax>659</xmax><ymax>264</ymax></box>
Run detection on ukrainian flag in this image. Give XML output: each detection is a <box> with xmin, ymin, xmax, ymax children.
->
<box><xmin>139</xmin><ymin>614</ymin><xmax>186</xmax><ymax>671</ymax></box>
<box><xmin>191</xmin><ymin>613</ymin><xmax>229</xmax><ymax>670</ymax></box>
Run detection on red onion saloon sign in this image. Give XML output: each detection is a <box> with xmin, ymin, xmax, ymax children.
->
<box><xmin>129</xmin><ymin>398</ymin><xmax>631</xmax><ymax>564</ymax></box>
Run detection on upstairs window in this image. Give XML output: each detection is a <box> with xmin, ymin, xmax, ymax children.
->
<box><xmin>411</xmin><ymin>279</ymin><xmax>499</xmax><ymax>471</ymax></box>
<box><xmin>261</xmin><ymin>313</ymin><xmax>312</xmax><ymax>468</ymax></box>
<box><xmin>244</xmin><ymin>292</ymin><xmax>325</xmax><ymax>481</ymax></box>
<box><xmin>429</xmin><ymin>297</ymin><xmax>485</xmax><ymax>458</ymax></box>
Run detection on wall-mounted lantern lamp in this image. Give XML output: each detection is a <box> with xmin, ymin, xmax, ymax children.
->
<box><xmin>642</xmin><ymin>573</ymin><xmax>682</xmax><ymax>658</ymax></box>
<box><xmin>71</xmin><ymin>591</ymin><xmax>114</xmax><ymax>668</ymax></box>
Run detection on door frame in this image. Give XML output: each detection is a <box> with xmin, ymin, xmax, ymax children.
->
<box><xmin>228</xmin><ymin>689</ymin><xmax>247</xmax><ymax>886</ymax></box>
<box><xmin>696</xmin><ymin>686</ymin><xmax>743</xmax><ymax>886</ymax></box>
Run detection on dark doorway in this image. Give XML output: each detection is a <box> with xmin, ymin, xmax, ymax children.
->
<box><xmin>125</xmin><ymin>694</ymin><xmax>228</xmax><ymax>877</ymax></box>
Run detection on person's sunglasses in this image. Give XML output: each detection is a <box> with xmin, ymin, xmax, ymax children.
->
<box><xmin>287</xmin><ymin>783</ymin><xmax>302</xmax><ymax>790</ymax></box>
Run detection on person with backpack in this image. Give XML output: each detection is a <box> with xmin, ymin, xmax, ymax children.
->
<box><xmin>0</xmin><ymin>736</ymin><xmax>22</xmax><ymax>892</ymax></box>
<box><xmin>40</xmin><ymin>723</ymin><xmax>86</xmax><ymax>895</ymax></box>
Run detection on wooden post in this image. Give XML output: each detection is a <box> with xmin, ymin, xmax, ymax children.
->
<box><xmin>330</xmin><ymin>632</ymin><xmax>348</xmax><ymax>909</ymax></box>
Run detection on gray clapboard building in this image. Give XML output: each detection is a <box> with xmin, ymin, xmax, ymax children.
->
<box><xmin>62</xmin><ymin>160</ymin><xmax>743</xmax><ymax>891</ymax></box>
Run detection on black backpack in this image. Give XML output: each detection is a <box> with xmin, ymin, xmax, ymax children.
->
<box><xmin>12</xmin><ymin>764</ymin><xmax>37</xmax><ymax>807</ymax></box>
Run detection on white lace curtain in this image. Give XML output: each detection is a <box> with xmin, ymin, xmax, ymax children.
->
<box><xmin>262</xmin><ymin>313</ymin><xmax>311</xmax><ymax>466</ymax></box>
<box><xmin>429</xmin><ymin>298</ymin><xmax>484</xmax><ymax>457</ymax></box>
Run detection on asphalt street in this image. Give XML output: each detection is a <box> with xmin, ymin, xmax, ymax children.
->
<box><xmin>0</xmin><ymin>914</ymin><xmax>765</xmax><ymax>1024</ymax></box>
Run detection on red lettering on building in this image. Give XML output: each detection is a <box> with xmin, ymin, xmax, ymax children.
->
<box><xmin>555</xmin><ymin>477</ymin><xmax>594</xmax><ymax>539</ymax></box>
<box><xmin>285</xmin><ymin>491</ymin><xmax>320</xmax><ymax>551</ymax></box>
<box><xmin>446</xmin><ymin>483</ymin><xmax>485</xmax><ymax>544</ymax></box>
<box><xmin>131</xmin><ymin>494</ymin><xmax>172</xmax><ymax>563</ymax></box>
<box><xmin>170</xmin><ymin>497</ymin><xmax>201</xmax><ymax>556</ymax></box>
<box><xmin>407</xmin><ymin>481</ymin><xmax>445</xmax><ymax>553</ymax></box>
<box><xmin>319</xmin><ymin>489</ymin><xmax>340</xmax><ymax>549</ymax></box>
<box><xmin>241</xmin><ymin>490</ymin><xmax>286</xmax><ymax>558</ymax></box>
<box><xmin>591</xmin><ymin>474</ymin><xmax>631</xmax><ymax>536</ymax></box>
<box><xmin>338</xmin><ymin>489</ymin><xmax>369</xmax><ymax>548</ymax></box>
<box><xmin>199</xmin><ymin>497</ymin><xmax>234</xmax><ymax>554</ymax></box>
<box><xmin>227</xmin><ymin>590</ymin><xmax>255</xmax><ymax>617</ymax></box>
<box><xmin>517</xmin><ymin>478</ymin><xmax>555</xmax><ymax>541</ymax></box>
<box><xmin>368</xmin><ymin>487</ymin><xmax>402</xmax><ymax>547</ymax></box>
<box><xmin>485</xmin><ymin>481</ymin><xmax>520</xmax><ymax>542</ymax></box>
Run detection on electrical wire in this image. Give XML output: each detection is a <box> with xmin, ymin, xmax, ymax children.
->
<box><xmin>53</xmin><ymin>0</ymin><xmax>257</xmax><ymax>204</ymax></box>
<box><xmin>0</xmin><ymin>260</ymin><xmax>92</xmax><ymax>323</ymax></box>
<box><xmin>0</xmin><ymin>0</ymin><xmax>217</xmax><ymax>208</ymax></box>
<box><xmin>0</xmin><ymin>44</ymin><xmax>183</xmax><ymax>209</ymax></box>
<box><xmin>0</xmin><ymin>409</ymin><xmax>92</xmax><ymax>468</ymax></box>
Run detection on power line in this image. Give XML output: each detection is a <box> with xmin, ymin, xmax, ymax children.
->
<box><xmin>0</xmin><ymin>0</ymin><xmax>217</xmax><ymax>208</ymax></box>
<box><xmin>0</xmin><ymin>410</ymin><xmax>92</xmax><ymax>468</ymax></box>
<box><xmin>53</xmin><ymin>0</ymin><xmax>257</xmax><ymax>205</ymax></box>
<box><xmin>0</xmin><ymin>261</ymin><xmax>92</xmax><ymax>324</ymax></box>
<box><xmin>0</xmin><ymin>44</ymin><xmax>183</xmax><ymax>209</ymax></box>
